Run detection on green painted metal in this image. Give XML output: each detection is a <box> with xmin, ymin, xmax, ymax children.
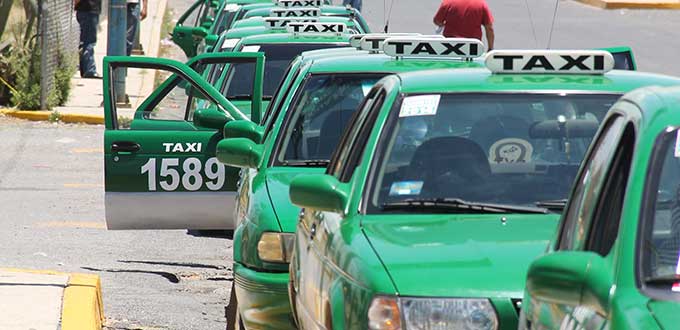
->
<box><xmin>223</xmin><ymin>120</ymin><xmax>264</xmax><ymax>143</ymax></box>
<box><xmin>287</xmin><ymin>65</ymin><xmax>680</xmax><ymax>330</ymax></box>
<box><xmin>521</xmin><ymin>85</ymin><xmax>680</xmax><ymax>330</ymax></box>
<box><xmin>216</xmin><ymin>138</ymin><xmax>263</xmax><ymax>168</ymax></box>
<box><xmin>289</xmin><ymin>174</ymin><xmax>349</xmax><ymax>213</ymax></box>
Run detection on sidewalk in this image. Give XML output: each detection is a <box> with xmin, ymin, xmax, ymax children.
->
<box><xmin>1</xmin><ymin>0</ymin><xmax>167</xmax><ymax>125</ymax></box>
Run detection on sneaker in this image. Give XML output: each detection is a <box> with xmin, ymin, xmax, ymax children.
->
<box><xmin>82</xmin><ymin>73</ymin><xmax>102</xmax><ymax>79</ymax></box>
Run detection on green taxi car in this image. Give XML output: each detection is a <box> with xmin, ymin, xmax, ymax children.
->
<box><xmin>520</xmin><ymin>85</ymin><xmax>680</xmax><ymax>329</ymax></box>
<box><xmin>287</xmin><ymin>44</ymin><xmax>680</xmax><ymax>330</ymax></box>
<box><xmin>198</xmin><ymin>2</ymin><xmax>272</xmax><ymax>54</ymax></box>
<box><xmin>174</xmin><ymin>0</ymin><xmax>275</xmax><ymax>58</ymax></box>
<box><xmin>216</xmin><ymin>37</ymin><xmax>483</xmax><ymax>330</ymax></box>
<box><xmin>209</xmin><ymin>30</ymin><xmax>351</xmax><ymax>121</ymax></box>
<box><xmin>102</xmin><ymin>52</ymin><xmax>265</xmax><ymax>230</ymax></box>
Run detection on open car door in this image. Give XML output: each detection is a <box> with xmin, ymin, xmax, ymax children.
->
<box><xmin>103</xmin><ymin>52</ymin><xmax>264</xmax><ymax>230</ymax></box>
<box><xmin>172</xmin><ymin>0</ymin><xmax>217</xmax><ymax>58</ymax></box>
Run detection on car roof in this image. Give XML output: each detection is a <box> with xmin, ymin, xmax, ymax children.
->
<box><xmin>306</xmin><ymin>53</ymin><xmax>482</xmax><ymax>74</ymax></box>
<box><xmin>618</xmin><ymin>85</ymin><xmax>680</xmax><ymax>131</ymax></box>
<box><xmin>238</xmin><ymin>32</ymin><xmax>351</xmax><ymax>44</ymax></box>
<box><xmin>391</xmin><ymin>69</ymin><xmax>680</xmax><ymax>94</ymax></box>
<box><xmin>226</xmin><ymin>0</ymin><xmax>276</xmax><ymax>4</ymax></box>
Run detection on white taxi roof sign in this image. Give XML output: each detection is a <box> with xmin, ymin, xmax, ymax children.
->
<box><xmin>264</xmin><ymin>17</ymin><xmax>319</xmax><ymax>30</ymax></box>
<box><xmin>485</xmin><ymin>50</ymin><xmax>615</xmax><ymax>74</ymax></box>
<box><xmin>287</xmin><ymin>22</ymin><xmax>347</xmax><ymax>35</ymax></box>
<box><xmin>277</xmin><ymin>0</ymin><xmax>323</xmax><ymax>7</ymax></box>
<box><xmin>349</xmin><ymin>33</ymin><xmax>426</xmax><ymax>49</ymax></box>
<box><xmin>271</xmin><ymin>7</ymin><xmax>320</xmax><ymax>18</ymax></box>
<box><xmin>383</xmin><ymin>37</ymin><xmax>484</xmax><ymax>59</ymax></box>
<box><xmin>349</xmin><ymin>33</ymin><xmax>421</xmax><ymax>52</ymax></box>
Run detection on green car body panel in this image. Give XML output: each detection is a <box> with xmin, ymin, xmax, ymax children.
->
<box><xmin>221</xmin><ymin>52</ymin><xmax>483</xmax><ymax>330</ymax></box>
<box><xmin>102</xmin><ymin>52</ymin><xmax>264</xmax><ymax>230</ymax></box>
<box><xmin>521</xmin><ymin>85</ymin><xmax>680</xmax><ymax>330</ymax></box>
<box><xmin>288</xmin><ymin>65</ymin><xmax>680</xmax><ymax>330</ymax></box>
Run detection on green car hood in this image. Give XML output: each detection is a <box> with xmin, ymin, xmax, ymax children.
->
<box><xmin>361</xmin><ymin>214</ymin><xmax>559</xmax><ymax>298</ymax></box>
<box><xmin>265</xmin><ymin>167</ymin><xmax>325</xmax><ymax>232</ymax></box>
<box><xmin>647</xmin><ymin>300</ymin><xmax>680</xmax><ymax>329</ymax></box>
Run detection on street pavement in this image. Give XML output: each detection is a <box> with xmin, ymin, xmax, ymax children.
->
<box><xmin>1</xmin><ymin>1</ymin><xmax>680</xmax><ymax>329</ymax></box>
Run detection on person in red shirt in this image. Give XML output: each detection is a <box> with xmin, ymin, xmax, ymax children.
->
<box><xmin>433</xmin><ymin>0</ymin><xmax>495</xmax><ymax>51</ymax></box>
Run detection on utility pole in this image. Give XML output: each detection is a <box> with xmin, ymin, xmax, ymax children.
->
<box><xmin>107</xmin><ymin>0</ymin><xmax>127</xmax><ymax>104</ymax></box>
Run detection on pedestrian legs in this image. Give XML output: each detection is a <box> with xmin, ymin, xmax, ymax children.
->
<box><xmin>126</xmin><ymin>3</ymin><xmax>140</xmax><ymax>56</ymax></box>
<box><xmin>76</xmin><ymin>11</ymin><xmax>99</xmax><ymax>77</ymax></box>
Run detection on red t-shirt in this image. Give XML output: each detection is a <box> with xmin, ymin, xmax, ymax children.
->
<box><xmin>434</xmin><ymin>0</ymin><xmax>494</xmax><ymax>40</ymax></box>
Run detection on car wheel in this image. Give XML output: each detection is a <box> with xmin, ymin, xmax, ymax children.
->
<box><xmin>225</xmin><ymin>282</ymin><xmax>244</xmax><ymax>330</ymax></box>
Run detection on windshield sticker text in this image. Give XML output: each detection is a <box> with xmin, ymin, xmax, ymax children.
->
<box><xmin>389</xmin><ymin>181</ymin><xmax>424</xmax><ymax>196</ymax></box>
<box><xmin>489</xmin><ymin>138</ymin><xmax>533</xmax><ymax>164</ymax></box>
<box><xmin>399</xmin><ymin>95</ymin><xmax>441</xmax><ymax>117</ymax></box>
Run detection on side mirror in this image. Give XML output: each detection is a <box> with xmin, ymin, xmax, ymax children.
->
<box><xmin>216</xmin><ymin>138</ymin><xmax>263</xmax><ymax>169</ymax></box>
<box><xmin>526</xmin><ymin>251</ymin><xmax>612</xmax><ymax>316</ymax></box>
<box><xmin>289</xmin><ymin>174</ymin><xmax>349</xmax><ymax>214</ymax></box>
<box><xmin>192</xmin><ymin>26</ymin><xmax>208</xmax><ymax>38</ymax></box>
<box><xmin>224</xmin><ymin>120</ymin><xmax>264</xmax><ymax>143</ymax></box>
<box><xmin>205</xmin><ymin>34</ymin><xmax>218</xmax><ymax>47</ymax></box>
<box><xmin>200</xmin><ymin>17</ymin><xmax>214</xmax><ymax>29</ymax></box>
<box><xmin>194</xmin><ymin>107</ymin><xmax>230</xmax><ymax>130</ymax></box>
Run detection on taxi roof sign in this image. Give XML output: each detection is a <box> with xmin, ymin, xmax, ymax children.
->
<box><xmin>287</xmin><ymin>22</ymin><xmax>347</xmax><ymax>35</ymax></box>
<box><xmin>271</xmin><ymin>7</ymin><xmax>320</xmax><ymax>18</ymax></box>
<box><xmin>383</xmin><ymin>37</ymin><xmax>484</xmax><ymax>59</ymax></box>
<box><xmin>485</xmin><ymin>50</ymin><xmax>615</xmax><ymax>74</ymax></box>
<box><xmin>277</xmin><ymin>0</ymin><xmax>323</xmax><ymax>7</ymax></box>
<box><xmin>350</xmin><ymin>33</ymin><xmax>423</xmax><ymax>52</ymax></box>
<box><xmin>264</xmin><ymin>17</ymin><xmax>319</xmax><ymax>30</ymax></box>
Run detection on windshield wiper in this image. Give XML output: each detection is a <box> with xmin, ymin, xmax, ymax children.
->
<box><xmin>228</xmin><ymin>94</ymin><xmax>253</xmax><ymax>100</ymax></box>
<box><xmin>644</xmin><ymin>275</ymin><xmax>680</xmax><ymax>286</ymax></box>
<box><xmin>382</xmin><ymin>198</ymin><xmax>549</xmax><ymax>214</ymax></box>
<box><xmin>281</xmin><ymin>160</ymin><xmax>330</xmax><ymax>167</ymax></box>
<box><xmin>535</xmin><ymin>199</ymin><xmax>568</xmax><ymax>212</ymax></box>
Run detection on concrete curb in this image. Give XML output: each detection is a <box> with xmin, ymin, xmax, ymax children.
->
<box><xmin>577</xmin><ymin>0</ymin><xmax>680</xmax><ymax>9</ymax></box>
<box><xmin>0</xmin><ymin>109</ymin><xmax>104</xmax><ymax>125</ymax></box>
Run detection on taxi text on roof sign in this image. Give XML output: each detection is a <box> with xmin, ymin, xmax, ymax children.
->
<box><xmin>352</xmin><ymin>33</ymin><xmax>423</xmax><ymax>52</ymax></box>
<box><xmin>271</xmin><ymin>7</ymin><xmax>320</xmax><ymax>18</ymax></box>
<box><xmin>277</xmin><ymin>0</ymin><xmax>323</xmax><ymax>7</ymax></box>
<box><xmin>485</xmin><ymin>50</ymin><xmax>615</xmax><ymax>74</ymax></box>
<box><xmin>383</xmin><ymin>37</ymin><xmax>485</xmax><ymax>59</ymax></box>
<box><xmin>265</xmin><ymin>17</ymin><xmax>319</xmax><ymax>30</ymax></box>
<box><xmin>287</xmin><ymin>22</ymin><xmax>347</xmax><ymax>34</ymax></box>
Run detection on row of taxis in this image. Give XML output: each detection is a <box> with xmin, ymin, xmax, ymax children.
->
<box><xmin>101</xmin><ymin>0</ymin><xmax>680</xmax><ymax>329</ymax></box>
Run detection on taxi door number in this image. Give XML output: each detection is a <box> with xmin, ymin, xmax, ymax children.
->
<box><xmin>140</xmin><ymin>157</ymin><xmax>226</xmax><ymax>191</ymax></box>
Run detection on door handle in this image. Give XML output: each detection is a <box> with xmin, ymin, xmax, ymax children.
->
<box><xmin>111</xmin><ymin>141</ymin><xmax>141</xmax><ymax>153</ymax></box>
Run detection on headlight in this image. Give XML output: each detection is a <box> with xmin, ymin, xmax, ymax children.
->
<box><xmin>368</xmin><ymin>296</ymin><xmax>498</xmax><ymax>330</ymax></box>
<box><xmin>257</xmin><ymin>232</ymin><xmax>294</xmax><ymax>263</ymax></box>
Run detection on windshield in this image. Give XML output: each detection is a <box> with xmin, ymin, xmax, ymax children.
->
<box><xmin>219</xmin><ymin>43</ymin><xmax>346</xmax><ymax>99</ymax></box>
<box><xmin>368</xmin><ymin>93</ymin><xmax>619</xmax><ymax>213</ymax></box>
<box><xmin>641</xmin><ymin>128</ymin><xmax>680</xmax><ymax>292</ymax></box>
<box><xmin>275</xmin><ymin>73</ymin><xmax>386</xmax><ymax>165</ymax></box>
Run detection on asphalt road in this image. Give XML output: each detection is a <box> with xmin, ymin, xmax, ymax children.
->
<box><xmin>1</xmin><ymin>1</ymin><xmax>679</xmax><ymax>330</ymax></box>
<box><xmin>361</xmin><ymin>0</ymin><xmax>680</xmax><ymax>76</ymax></box>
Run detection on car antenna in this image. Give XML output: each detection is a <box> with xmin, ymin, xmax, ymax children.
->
<box><xmin>523</xmin><ymin>0</ymin><xmax>539</xmax><ymax>48</ymax></box>
<box><xmin>383</xmin><ymin>0</ymin><xmax>397</xmax><ymax>33</ymax></box>
<box><xmin>547</xmin><ymin>0</ymin><xmax>561</xmax><ymax>49</ymax></box>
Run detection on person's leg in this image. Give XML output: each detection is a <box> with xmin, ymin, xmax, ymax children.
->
<box><xmin>77</xmin><ymin>11</ymin><xmax>99</xmax><ymax>77</ymax></box>
<box><xmin>353</xmin><ymin>0</ymin><xmax>362</xmax><ymax>11</ymax></box>
<box><xmin>126</xmin><ymin>3</ymin><xmax>140</xmax><ymax>56</ymax></box>
<box><xmin>342</xmin><ymin>0</ymin><xmax>351</xmax><ymax>6</ymax></box>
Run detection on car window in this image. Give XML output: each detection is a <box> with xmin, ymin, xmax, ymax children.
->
<box><xmin>585</xmin><ymin>123</ymin><xmax>635</xmax><ymax>256</ymax></box>
<box><xmin>274</xmin><ymin>73</ymin><xmax>386</xmax><ymax>166</ymax></box>
<box><xmin>366</xmin><ymin>92</ymin><xmax>620</xmax><ymax>213</ymax></box>
<box><xmin>220</xmin><ymin>43</ymin><xmax>347</xmax><ymax>100</ymax></box>
<box><xmin>641</xmin><ymin>127</ymin><xmax>680</xmax><ymax>289</ymax></box>
<box><xmin>558</xmin><ymin>115</ymin><xmax>625</xmax><ymax>250</ymax></box>
<box><xmin>328</xmin><ymin>86</ymin><xmax>382</xmax><ymax>179</ymax></box>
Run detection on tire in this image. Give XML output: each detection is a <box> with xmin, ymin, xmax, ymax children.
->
<box><xmin>225</xmin><ymin>282</ymin><xmax>244</xmax><ymax>330</ymax></box>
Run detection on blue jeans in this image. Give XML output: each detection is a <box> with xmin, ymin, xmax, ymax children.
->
<box><xmin>76</xmin><ymin>11</ymin><xmax>99</xmax><ymax>76</ymax></box>
<box><xmin>342</xmin><ymin>0</ymin><xmax>362</xmax><ymax>11</ymax></box>
<box><xmin>126</xmin><ymin>3</ymin><xmax>140</xmax><ymax>55</ymax></box>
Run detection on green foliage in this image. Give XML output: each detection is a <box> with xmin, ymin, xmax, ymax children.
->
<box><xmin>48</xmin><ymin>110</ymin><xmax>60</xmax><ymax>122</ymax></box>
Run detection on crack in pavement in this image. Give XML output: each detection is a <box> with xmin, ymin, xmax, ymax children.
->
<box><xmin>81</xmin><ymin>266</ymin><xmax>180</xmax><ymax>283</ymax></box>
<box><xmin>117</xmin><ymin>259</ymin><xmax>226</xmax><ymax>270</ymax></box>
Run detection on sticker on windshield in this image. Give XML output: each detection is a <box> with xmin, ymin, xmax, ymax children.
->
<box><xmin>241</xmin><ymin>45</ymin><xmax>261</xmax><ymax>52</ymax></box>
<box><xmin>221</xmin><ymin>38</ymin><xmax>240</xmax><ymax>50</ymax></box>
<box><xmin>673</xmin><ymin>282</ymin><xmax>680</xmax><ymax>292</ymax></box>
<box><xmin>489</xmin><ymin>138</ymin><xmax>533</xmax><ymax>164</ymax></box>
<box><xmin>674</xmin><ymin>130</ymin><xmax>680</xmax><ymax>158</ymax></box>
<box><xmin>399</xmin><ymin>95</ymin><xmax>440</xmax><ymax>117</ymax></box>
<box><xmin>389</xmin><ymin>181</ymin><xmax>424</xmax><ymax>196</ymax></box>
